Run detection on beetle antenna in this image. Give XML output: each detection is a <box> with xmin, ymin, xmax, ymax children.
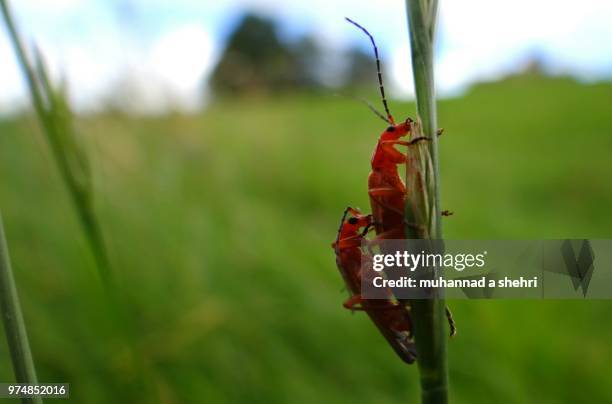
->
<box><xmin>334</xmin><ymin>207</ymin><xmax>352</xmax><ymax>255</ymax></box>
<box><xmin>360</xmin><ymin>223</ymin><xmax>373</xmax><ymax>237</ymax></box>
<box><xmin>336</xmin><ymin>93</ymin><xmax>390</xmax><ymax>124</ymax></box>
<box><xmin>355</xmin><ymin>96</ymin><xmax>391</xmax><ymax>124</ymax></box>
<box><xmin>345</xmin><ymin>17</ymin><xmax>395</xmax><ymax>125</ymax></box>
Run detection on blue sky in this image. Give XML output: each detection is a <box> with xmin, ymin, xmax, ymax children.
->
<box><xmin>1</xmin><ymin>0</ymin><xmax>612</xmax><ymax>113</ymax></box>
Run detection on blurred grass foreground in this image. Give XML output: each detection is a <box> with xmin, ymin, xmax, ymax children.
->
<box><xmin>0</xmin><ymin>72</ymin><xmax>611</xmax><ymax>403</ymax></box>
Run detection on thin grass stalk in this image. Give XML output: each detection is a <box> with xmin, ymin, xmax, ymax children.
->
<box><xmin>405</xmin><ymin>1</ymin><xmax>449</xmax><ymax>403</ymax></box>
<box><xmin>0</xmin><ymin>213</ymin><xmax>42</xmax><ymax>404</ymax></box>
<box><xmin>0</xmin><ymin>0</ymin><xmax>112</xmax><ymax>289</ymax></box>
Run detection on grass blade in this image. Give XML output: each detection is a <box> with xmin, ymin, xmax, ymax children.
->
<box><xmin>1</xmin><ymin>0</ymin><xmax>112</xmax><ymax>289</ymax></box>
<box><xmin>0</xmin><ymin>213</ymin><xmax>42</xmax><ymax>404</ymax></box>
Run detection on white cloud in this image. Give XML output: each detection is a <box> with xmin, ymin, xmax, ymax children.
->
<box><xmin>148</xmin><ymin>24</ymin><xmax>215</xmax><ymax>110</ymax></box>
<box><xmin>432</xmin><ymin>0</ymin><xmax>612</xmax><ymax>93</ymax></box>
<box><xmin>17</xmin><ymin>0</ymin><xmax>84</xmax><ymax>14</ymax></box>
<box><xmin>390</xmin><ymin>45</ymin><xmax>414</xmax><ymax>99</ymax></box>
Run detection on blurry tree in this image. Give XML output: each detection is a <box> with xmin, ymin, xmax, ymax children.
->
<box><xmin>292</xmin><ymin>36</ymin><xmax>323</xmax><ymax>89</ymax></box>
<box><xmin>210</xmin><ymin>13</ymin><xmax>325</xmax><ymax>95</ymax></box>
<box><xmin>341</xmin><ymin>46</ymin><xmax>378</xmax><ymax>89</ymax></box>
<box><xmin>210</xmin><ymin>13</ymin><xmax>383</xmax><ymax>96</ymax></box>
<box><xmin>212</xmin><ymin>14</ymin><xmax>295</xmax><ymax>94</ymax></box>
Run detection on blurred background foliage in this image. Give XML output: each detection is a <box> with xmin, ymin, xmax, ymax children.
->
<box><xmin>0</xmin><ymin>8</ymin><xmax>611</xmax><ymax>404</ymax></box>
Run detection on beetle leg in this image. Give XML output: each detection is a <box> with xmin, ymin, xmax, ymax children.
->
<box><xmin>368</xmin><ymin>186</ymin><xmax>404</xmax><ymax>198</ymax></box>
<box><xmin>332</xmin><ymin>236</ymin><xmax>363</xmax><ymax>250</ymax></box>
<box><xmin>368</xmin><ymin>188</ymin><xmax>406</xmax><ymax>217</ymax></box>
<box><xmin>343</xmin><ymin>295</ymin><xmax>403</xmax><ymax>312</ymax></box>
<box><xmin>385</xmin><ymin>128</ymin><xmax>444</xmax><ymax>148</ymax></box>
<box><xmin>382</xmin><ymin>138</ymin><xmax>428</xmax><ymax>147</ymax></box>
<box><xmin>365</xmin><ymin>228</ymin><xmax>405</xmax><ymax>247</ymax></box>
<box><xmin>343</xmin><ymin>294</ymin><xmax>366</xmax><ymax>311</ymax></box>
<box><xmin>446</xmin><ymin>306</ymin><xmax>457</xmax><ymax>337</ymax></box>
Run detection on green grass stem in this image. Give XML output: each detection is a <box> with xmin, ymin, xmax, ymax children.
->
<box><xmin>0</xmin><ymin>213</ymin><xmax>42</xmax><ymax>404</ymax></box>
<box><xmin>405</xmin><ymin>1</ymin><xmax>449</xmax><ymax>403</ymax></box>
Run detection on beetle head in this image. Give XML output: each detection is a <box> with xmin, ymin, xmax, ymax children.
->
<box><xmin>385</xmin><ymin>117</ymin><xmax>413</xmax><ymax>139</ymax></box>
<box><xmin>345</xmin><ymin>208</ymin><xmax>372</xmax><ymax>231</ymax></box>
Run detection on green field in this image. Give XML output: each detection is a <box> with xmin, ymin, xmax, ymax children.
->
<box><xmin>1</xmin><ymin>74</ymin><xmax>611</xmax><ymax>403</ymax></box>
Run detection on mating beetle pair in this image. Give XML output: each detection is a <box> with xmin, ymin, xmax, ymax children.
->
<box><xmin>332</xmin><ymin>19</ymin><xmax>455</xmax><ymax>364</ymax></box>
